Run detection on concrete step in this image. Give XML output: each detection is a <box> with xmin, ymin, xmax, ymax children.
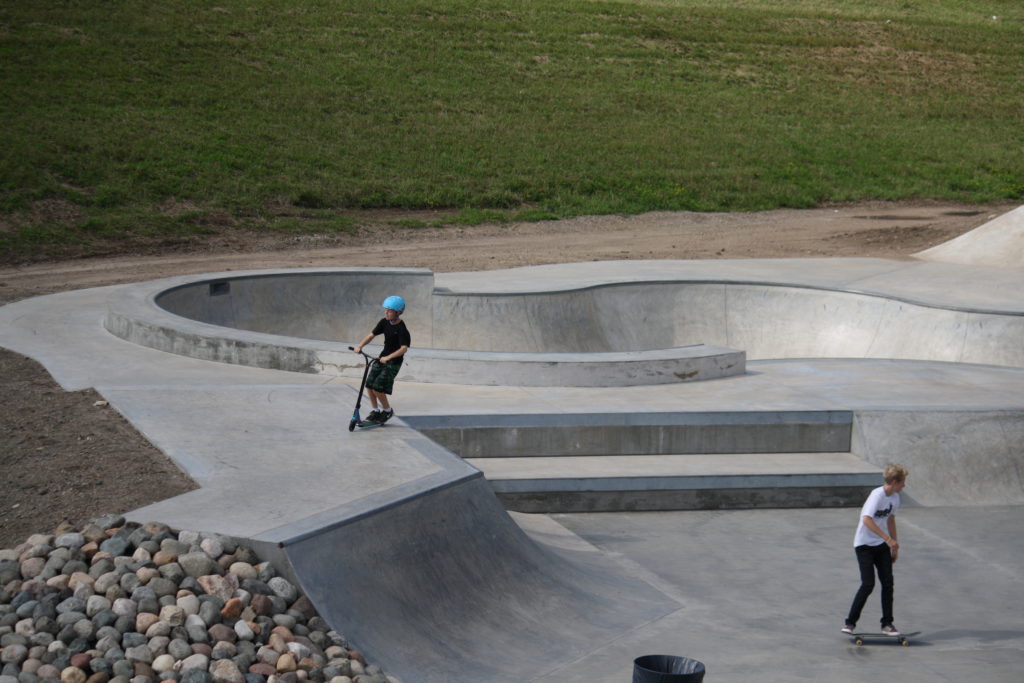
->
<box><xmin>408</xmin><ymin>410</ymin><xmax>854</xmax><ymax>458</ymax></box>
<box><xmin>468</xmin><ymin>452</ymin><xmax>881</xmax><ymax>513</ymax></box>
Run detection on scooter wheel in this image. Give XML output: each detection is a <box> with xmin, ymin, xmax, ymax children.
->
<box><xmin>348</xmin><ymin>420</ymin><xmax>357</xmax><ymax>432</ymax></box>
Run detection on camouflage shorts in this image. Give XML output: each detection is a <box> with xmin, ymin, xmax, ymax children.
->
<box><xmin>366</xmin><ymin>358</ymin><xmax>402</xmax><ymax>395</ymax></box>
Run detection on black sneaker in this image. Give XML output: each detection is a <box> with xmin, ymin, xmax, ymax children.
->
<box><xmin>378</xmin><ymin>409</ymin><xmax>394</xmax><ymax>423</ymax></box>
<box><xmin>365</xmin><ymin>410</ymin><xmax>382</xmax><ymax>423</ymax></box>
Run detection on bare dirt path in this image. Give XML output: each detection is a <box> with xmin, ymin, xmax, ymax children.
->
<box><xmin>0</xmin><ymin>200</ymin><xmax>1015</xmax><ymax>547</ymax></box>
<box><xmin>1</xmin><ymin>200</ymin><xmax>1012</xmax><ymax>304</ymax></box>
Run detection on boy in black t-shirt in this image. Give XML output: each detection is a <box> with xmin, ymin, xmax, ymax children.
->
<box><xmin>353</xmin><ymin>295</ymin><xmax>411</xmax><ymax>423</ymax></box>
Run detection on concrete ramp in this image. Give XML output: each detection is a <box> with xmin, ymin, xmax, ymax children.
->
<box><xmin>916</xmin><ymin>204</ymin><xmax>1024</xmax><ymax>267</ymax></box>
<box><xmin>852</xmin><ymin>409</ymin><xmax>1024</xmax><ymax>506</ymax></box>
<box><xmin>270</xmin><ymin>475</ymin><xmax>678</xmax><ymax>683</ymax></box>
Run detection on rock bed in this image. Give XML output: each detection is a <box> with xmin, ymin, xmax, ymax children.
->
<box><xmin>0</xmin><ymin>517</ymin><xmax>397</xmax><ymax>683</ymax></box>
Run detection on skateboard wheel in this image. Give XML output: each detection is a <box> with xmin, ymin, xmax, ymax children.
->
<box><xmin>854</xmin><ymin>638</ymin><xmax>864</xmax><ymax>646</ymax></box>
<box><xmin>900</xmin><ymin>638</ymin><xmax>909</xmax><ymax>646</ymax></box>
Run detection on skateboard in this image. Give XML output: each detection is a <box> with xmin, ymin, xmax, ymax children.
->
<box><xmin>844</xmin><ymin>630</ymin><xmax>919</xmax><ymax>646</ymax></box>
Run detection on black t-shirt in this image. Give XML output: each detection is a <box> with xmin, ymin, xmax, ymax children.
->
<box><xmin>372</xmin><ymin>318</ymin><xmax>411</xmax><ymax>357</ymax></box>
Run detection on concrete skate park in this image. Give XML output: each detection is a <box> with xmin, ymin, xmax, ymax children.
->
<box><xmin>2</xmin><ymin>206</ymin><xmax>1023</xmax><ymax>682</ymax></box>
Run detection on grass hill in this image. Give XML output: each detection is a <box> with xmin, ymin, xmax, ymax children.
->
<box><xmin>2</xmin><ymin>0</ymin><xmax>1022</xmax><ymax>260</ymax></box>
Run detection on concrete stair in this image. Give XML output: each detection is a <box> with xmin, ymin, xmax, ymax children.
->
<box><xmin>469</xmin><ymin>452</ymin><xmax>880</xmax><ymax>512</ymax></box>
<box><xmin>406</xmin><ymin>411</ymin><xmax>882</xmax><ymax>513</ymax></box>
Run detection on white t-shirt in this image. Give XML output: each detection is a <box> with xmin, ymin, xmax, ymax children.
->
<box><xmin>853</xmin><ymin>485</ymin><xmax>900</xmax><ymax>547</ymax></box>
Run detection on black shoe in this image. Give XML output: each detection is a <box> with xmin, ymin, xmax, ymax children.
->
<box><xmin>365</xmin><ymin>410</ymin><xmax>382</xmax><ymax>422</ymax></box>
<box><xmin>378</xmin><ymin>409</ymin><xmax>394</xmax><ymax>423</ymax></box>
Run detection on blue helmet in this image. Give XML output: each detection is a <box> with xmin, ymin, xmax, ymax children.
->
<box><xmin>382</xmin><ymin>295</ymin><xmax>406</xmax><ymax>313</ymax></box>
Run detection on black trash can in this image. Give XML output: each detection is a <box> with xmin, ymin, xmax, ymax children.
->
<box><xmin>632</xmin><ymin>654</ymin><xmax>706</xmax><ymax>683</ymax></box>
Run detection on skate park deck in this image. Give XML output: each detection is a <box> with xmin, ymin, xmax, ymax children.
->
<box><xmin>2</xmin><ymin>253</ymin><xmax>1023</xmax><ymax>682</ymax></box>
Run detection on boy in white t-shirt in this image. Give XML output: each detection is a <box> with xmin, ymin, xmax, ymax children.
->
<box><xmin>842</xmin><ymin>464</ymin><xmax>908</xmax><ymax>636</ymax></box>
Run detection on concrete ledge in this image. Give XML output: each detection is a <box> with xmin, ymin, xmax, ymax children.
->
<box><xmin>405</xmin><ymin>410</ymin><xmax>854</xmax><ymax>457</ymax></box>
<box><xmin>497</xmin><ymin>485</ymin><xmax>877</xmax><ymax>513</ymax></box>
<box><xmin>433</xmin><ymin>413</ymin><xmax>873</xmax><ymax>513</ymax></box>
<box><xmin>488</xmin><ymin>471</ymin><xmax>881</xmax><ymax>493</ymax></box>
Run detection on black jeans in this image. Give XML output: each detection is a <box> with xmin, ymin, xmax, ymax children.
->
<box><xmin>846</xmin><ymin>543</ymin><xmax>894</xmax><ymax>627</ymax></box>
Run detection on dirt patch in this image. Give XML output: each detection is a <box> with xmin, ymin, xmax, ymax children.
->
<box><xmin>0</xmin><ymin>199</ymin><xmax>1016</xmax><ymax>547</ymax></box>
<box><xmin>0</xmin><ymin>350</ymin><xmax>196</xmax><ymax>549</ymax></box>
<box><xmin>826</xmin><ymin>224</ymin><xmax>953</xmax><ymax>251</ymax></box>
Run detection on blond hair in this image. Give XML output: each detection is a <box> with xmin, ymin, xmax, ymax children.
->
<box><xmin>884</xmin><ymin>464</ymin><xmax>908</xmax><ymax>484</ymax></box>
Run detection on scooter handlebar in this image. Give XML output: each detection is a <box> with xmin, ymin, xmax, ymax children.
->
<box><xmin>348</xmin><ymin>346</ymin><xmax>379</xmax><ymax>360</ymax></box>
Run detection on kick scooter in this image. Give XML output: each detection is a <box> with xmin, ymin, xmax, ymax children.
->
<box><xmin>348</xmin><ymin>346</ymin><xmax>383</xmax><ymax>431</ymax></box>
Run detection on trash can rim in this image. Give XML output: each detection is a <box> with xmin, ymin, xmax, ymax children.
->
<box><xmin>633</xmin><ymin>653</ymin><xmax>706</xmax><ymax>676</ymax></box>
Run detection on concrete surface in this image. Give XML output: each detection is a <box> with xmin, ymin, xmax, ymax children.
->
<box><xmin>2</xmin><ymin>254</ymin><xmax>1024</xmax><ymax>682</ymax></box>
<box><xmin>917</xmin><ymin>204</ymin><xmax>1024</xmax><ymax>268</ymax></box>
<box><xmin>546</xmin><ymin>506</ymin><xmax>1024</xmax><ymax>683</ymax></box>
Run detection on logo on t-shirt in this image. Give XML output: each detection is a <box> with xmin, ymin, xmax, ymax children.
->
<box><xmin>874</xmin><ymin>503</ymin><xmax>894</xmax><ymax>520</ymax></box>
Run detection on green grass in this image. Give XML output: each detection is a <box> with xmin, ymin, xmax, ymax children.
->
<box><xmin>2</xmin><ymin>0</ymin><xmax>1022</xmax><ymax>260</ymax></box>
